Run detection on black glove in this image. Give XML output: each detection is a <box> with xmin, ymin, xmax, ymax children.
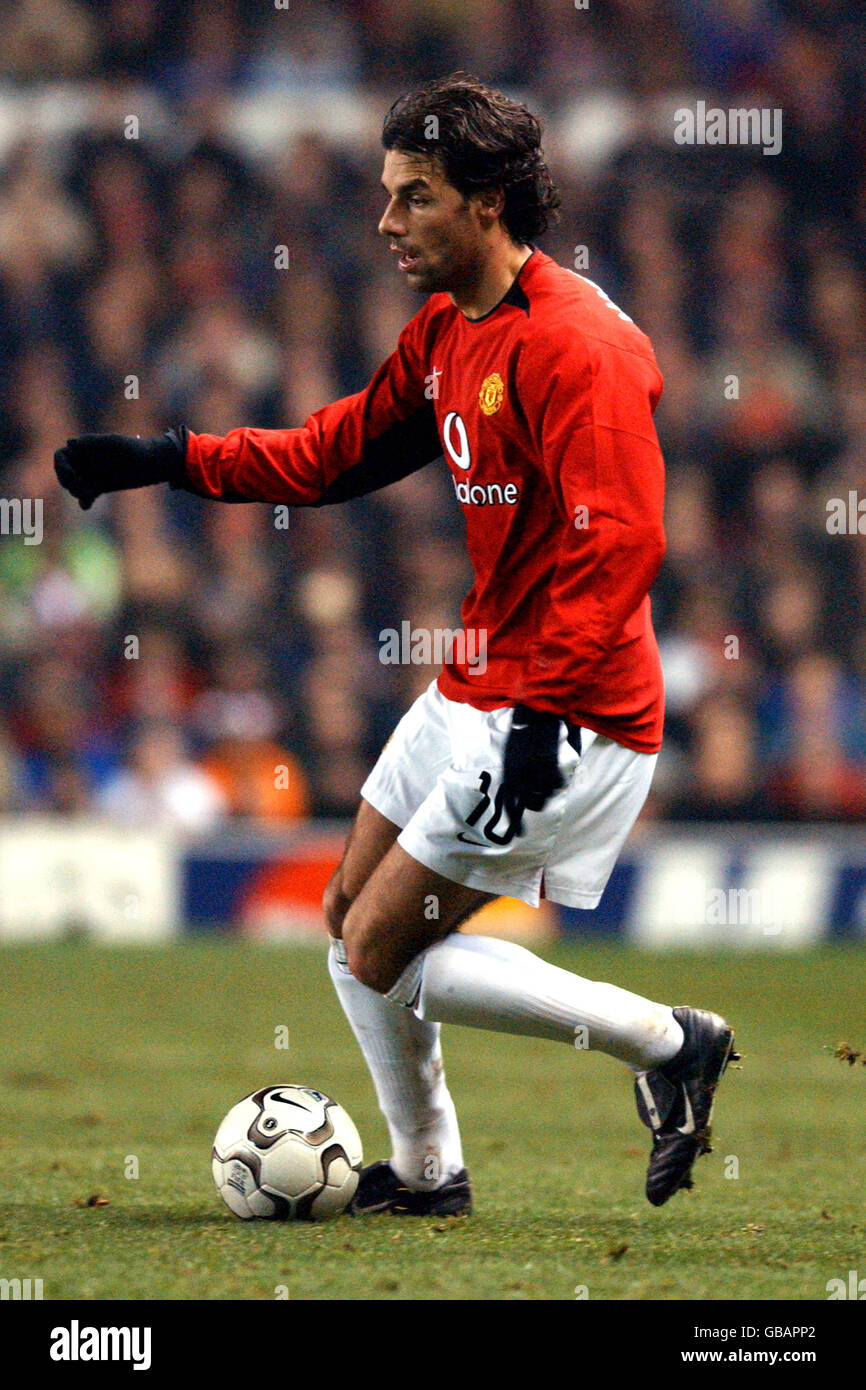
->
<box><xmin>501</xmin><ymin>703</ymin><xmax>566</xmax><ymax>835</ymax></box>
<box><xmin>54</xmin><ymin>428</ymin><xmax>188</xmax><ymax>510</ymax></box>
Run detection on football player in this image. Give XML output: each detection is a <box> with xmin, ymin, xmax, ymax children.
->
<box><xmin>56</xmin><ymin>74</ymin><xmax>737</xmax><ymax>1215</ymax></box>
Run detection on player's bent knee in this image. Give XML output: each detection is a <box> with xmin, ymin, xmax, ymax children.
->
<box><xmin>347</xmin><ymin>950</ymin><xmax>395</xmax><ymax>995</ymax></box>
<box><xmin>342</xmin><ymin>906</ymin><xmax>397</xmax><ymax>994</ymax></box>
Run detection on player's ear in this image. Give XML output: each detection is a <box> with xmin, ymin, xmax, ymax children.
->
<box><xmin>475</xmin><ymin>186</ymin><xmax>506</xmax><ymax>228</ymax></box>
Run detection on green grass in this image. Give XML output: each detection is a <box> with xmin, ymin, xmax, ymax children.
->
<box><xmin>1</xmin><ymin>939</ymin><xmax>864</xmax><ymax>1300</ymax></box>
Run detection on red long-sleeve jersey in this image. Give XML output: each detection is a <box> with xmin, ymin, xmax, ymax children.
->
<box><xmin>184</xmin><ymin>249</ymin><xmax>666</xmax><ymax>753</ymax></box>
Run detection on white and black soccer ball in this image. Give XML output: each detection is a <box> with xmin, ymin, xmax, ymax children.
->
<box><xmin>212</xmin><ymin>1084</ymin><xmax>363</xmax><ymax>1220</ymax></box>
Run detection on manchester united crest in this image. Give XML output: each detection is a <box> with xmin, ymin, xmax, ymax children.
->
<box><xmin>478</xmin><ymin>372</ymin><xmax>505</xmax><ymax>416</ymax></box>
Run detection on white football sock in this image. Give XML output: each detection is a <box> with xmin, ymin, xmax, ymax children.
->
<box><xmin>328</xmin><ymin>938</ymin><xmax>464</xmax><ymax>1190</ymax></box>
<box><xmin>387</xmin><ymin>933</ymin><xmax>684</xmax><ymax>1070</ymax></box>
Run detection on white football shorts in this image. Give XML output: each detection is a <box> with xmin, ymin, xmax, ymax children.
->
<box><xmin>360</xmin><ymin>680</ymin><xmax>657</xmax><ymax>909</ymax></box>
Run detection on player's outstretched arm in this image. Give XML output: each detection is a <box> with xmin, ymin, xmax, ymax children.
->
<box><xmin>56</xmin><ymin>310</ymin><xmax>444</xmax><ymax>512</ymax></box>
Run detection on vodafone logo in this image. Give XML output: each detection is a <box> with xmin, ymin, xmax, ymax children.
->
<box><xmin>442</xmin><ymin>408</ymin><xmax>520</xmax><ymax>506</ymax></box>
<box><xmin>452</xmin><ymin>476</ymin><xmax>520</xmax><ymax>506</ymax></box>
<box><xmin>443</xmin><ymin>411</ymin><xmax>471</xmax><ymax>470</ymax></box>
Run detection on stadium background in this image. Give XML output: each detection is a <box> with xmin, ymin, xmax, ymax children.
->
<box><xmin>1</xmin><ymin>0</ymin><xmax>865</xmax><ymax>942</ymax></box>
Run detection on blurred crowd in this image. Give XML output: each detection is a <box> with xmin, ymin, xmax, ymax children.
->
<box><xmin>0</xmin><ymin>0</ymin><xmax>865</xmax><ymax>829</ymax></box>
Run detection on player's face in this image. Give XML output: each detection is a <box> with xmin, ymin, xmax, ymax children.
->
<box><xmin>378</xmin><ymin>149</ymin><xmax>490</xmax><ymax>295</ymax></box>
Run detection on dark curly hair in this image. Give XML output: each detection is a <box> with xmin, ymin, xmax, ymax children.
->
<box><xmin>382</xmin><ymin>73</ymin><xmax>561</xmax><ymax>245</ymax></box>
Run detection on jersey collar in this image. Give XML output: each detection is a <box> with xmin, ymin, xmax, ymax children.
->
<box><xmin>459</xmin><ymin>245</ymin><xmax>537</xmax><ymax>324</ymax></box>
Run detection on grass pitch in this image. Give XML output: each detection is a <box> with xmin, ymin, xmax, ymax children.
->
<box><xmin>1</xmin><ymin>939</ymin><xmax>864</xmax><ymax>1301</ymax></box>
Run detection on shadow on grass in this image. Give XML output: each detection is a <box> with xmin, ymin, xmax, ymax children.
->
<box><xmin>7</xmin><ymin>1205</ymin><xmax>233</xmax><ymax>1231</ymax></box>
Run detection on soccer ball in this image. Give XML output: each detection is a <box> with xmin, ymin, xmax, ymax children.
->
<box><xmin>212</xmin><ymin>1084</ymin><xmax>363</xmax><ymax>1220</ymax></box>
